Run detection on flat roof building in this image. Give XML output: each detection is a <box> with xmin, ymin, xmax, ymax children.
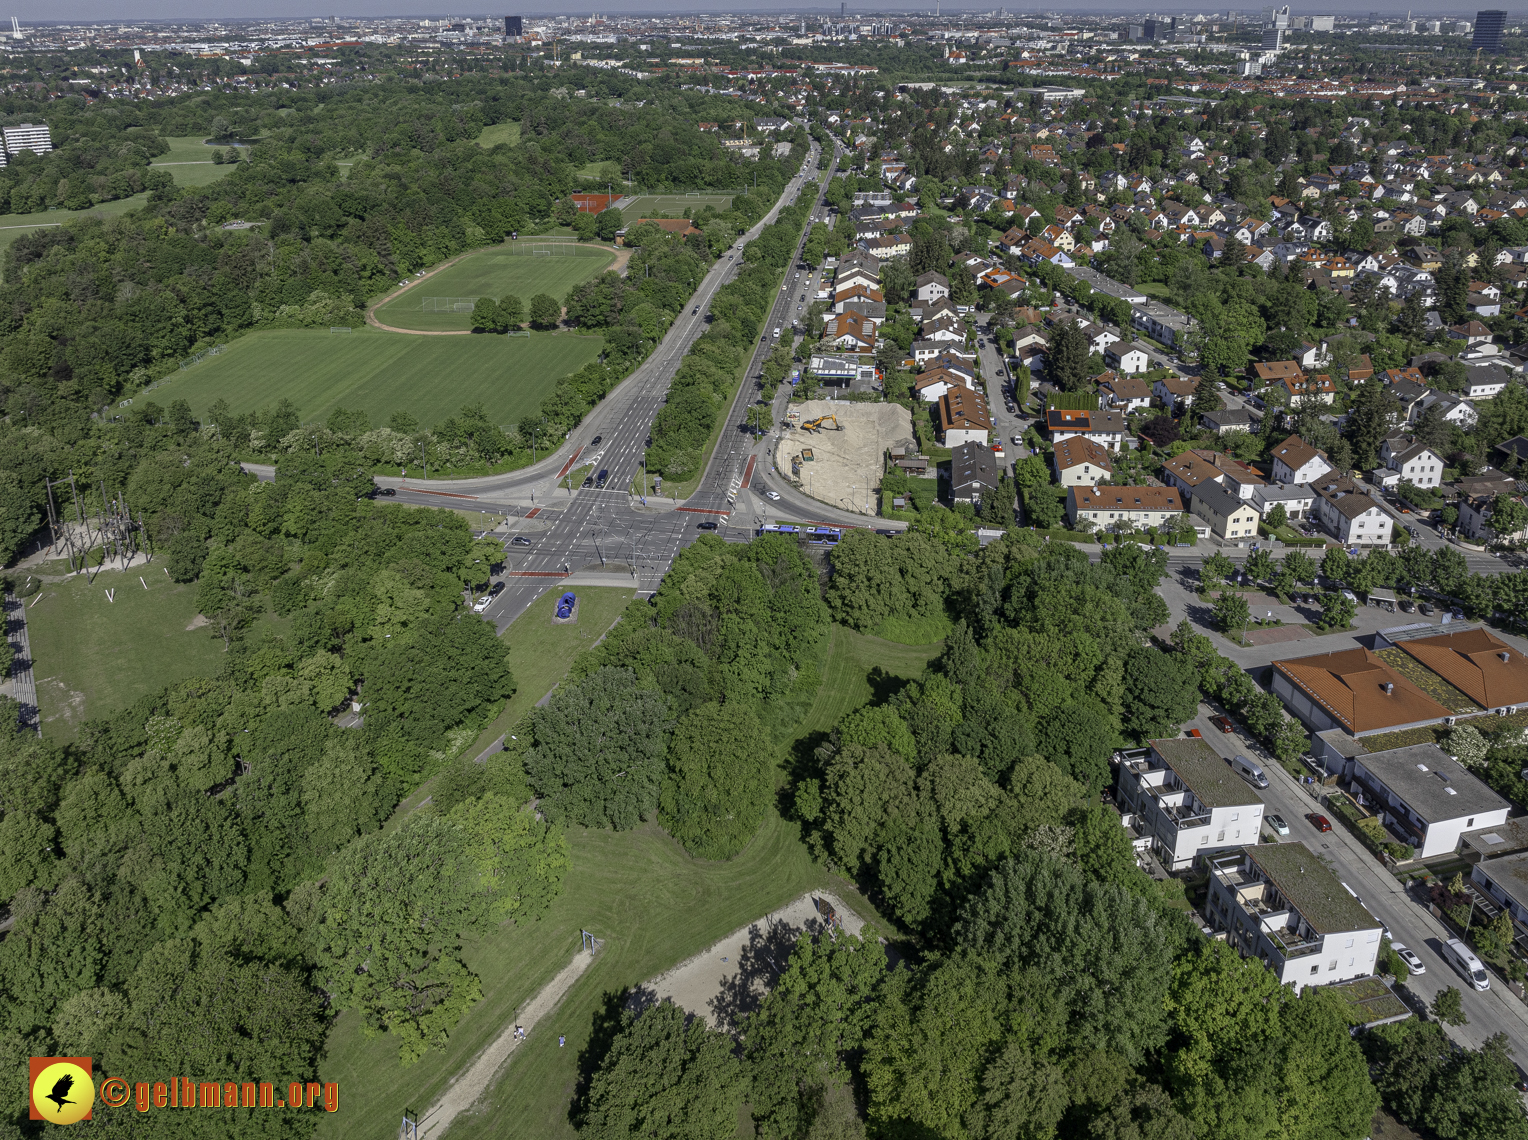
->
<box><xmin>1350</xmin><ymin>743</ymin><xmax>1510</xmax><ymax>858</ymax></box>
<box><xmin>1208</xmin><ymin>843</ymin><xmax>1383</xmax><ymax>992</ymax></box>
<box><xmin>1115</xmin><ymin>738</ymin><xmax>1265</xmax><ymax>871</ymax></box>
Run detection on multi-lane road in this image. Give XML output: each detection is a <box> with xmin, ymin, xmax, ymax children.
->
<box><xmin>368</xmin><ymin>138</ymin><xmax>836</xmax><ymax>627</ymax></box>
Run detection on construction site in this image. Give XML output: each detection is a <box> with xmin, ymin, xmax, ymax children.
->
<box><xmin>774</xmin><ymin>399</ymin><xmax>913</xmax><ymax>516</ymax></box>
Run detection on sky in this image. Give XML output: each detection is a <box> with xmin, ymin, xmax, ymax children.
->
<box><xmin>37</xmin><ymin>2</ymin><xmax>1493</xmax><ymax>25</ymax></box>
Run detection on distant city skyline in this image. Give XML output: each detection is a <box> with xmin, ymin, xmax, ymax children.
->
<box><xmin>28</xmin><ymin>3</ymin><xmax>1523</xmax><ymax>24</ymax></box>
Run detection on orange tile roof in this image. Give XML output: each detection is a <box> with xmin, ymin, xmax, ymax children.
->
<box><xmin>1072</xmin><ymin>486</ymin><xmax>1183</xmax><ymax>512</ymax></box>
<box><xmin>1394</xmin><ymin>629</ymin><xmax>1528</xmax><ymax>710</ymax></box>
<box><xmin>1273</xmin><ymin>648</ymin><xmax>1451</xmax><ymax>734</ymax></box>
<box><xmin>1053</xmin><ymin>435</ymin><xmax>1113</xmax><ymax>472</ymax></box>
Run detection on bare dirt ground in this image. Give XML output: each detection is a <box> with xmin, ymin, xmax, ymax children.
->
<box><xmin>774</xmin><ymin>401</ymin><xmax>913</xmax><ymax>517</ymax></box>
<box><xmin>630</xmin><ymin>892</ymin><xmax>867</xmax><ymax>1032</ymax></box>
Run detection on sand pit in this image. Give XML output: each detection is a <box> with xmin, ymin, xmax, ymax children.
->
<box><xmin>774</xmin><ymin>400</ymin><xmax>913</xmax><ymax>516</ymax></box>
<box><xmin>629</xmin><ymin>892</ymin><xmax>868</xmax><ymax>1032</ymax></box>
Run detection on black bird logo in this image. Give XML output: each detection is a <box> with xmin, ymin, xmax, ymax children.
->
<box><xmin>44</xmin><ymin>1074</ymin><xmax>76</xmax><ymax>1114</ymax></box>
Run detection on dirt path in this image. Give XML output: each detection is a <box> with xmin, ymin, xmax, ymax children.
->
<box><xmin>366</xmin><ymin>241</ymin><xmax>630</xmax><ymax>336</ymax></box>
<box><xmin>631</xmin><ymin>892</ymin><xmax>865</xmax><ymax>1032</ymax></box>
<box><xmin>418</xmin><ymin>944</ymin><xmax>599</xmax><ymax>1139</ymax></box>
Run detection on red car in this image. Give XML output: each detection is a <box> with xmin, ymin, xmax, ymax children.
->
<box><xmin>1211</xmin><ymin>715</ymin><xmax>1235</xmax><ymax>733</ymax></box>
<box><xmin>1307</xmin><ymin>813</ymin><xmax>1333</xmax><ymax>833</ymax></box>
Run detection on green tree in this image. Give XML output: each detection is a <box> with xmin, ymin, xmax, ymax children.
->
<box><xmin>1488</xmin><ymin>494</ymin><xmax>1528</xmax><ymax>545</ymax></box>
<box><xmin>1122</xmin><ymin>645</ymin><xmax>1200</xmax><ymax>742</ymax></box>
<box><xmin>1431</xmin><ymin>986</ymin><xmax>1467</xmax><ymax>1027</ymax></box>
<box><xmin>524</xmin><ymin>667</ymin><xmax>671</xmax><ymax>830</ymax></box>
<box><xmin>1318</xmin><ymin>591</ymin><xmax>1355</xmax><ymax>632</ymax></box>
<box><xmin>582</xmin><ymin>1000</ymin><xmax>747</xmax><ymax>1139</ymax></box>
<box><xmin>1200</xmin><ymin>551</ymin><xmax>1234</xmax><ymax>589</ymax></box>
<box><xmin>471</xmin><ymin>296</ymin><xmax>505</xmax><ymax>332</ymax></box>
<box><xmin>301</xmin><ymin>812</ymin><xmax>488</xmax><ymax>1062</ymax></box>
<box><xmin>1047</xmin><ymin>320</ymin><xmax>1091</xmax><ymax>392</ymax></box>
<box><xmin>955</xmin><ymin>850</ymin><xmax>1175</xmax><ymax>1061</ymax></box>
<box><xmin>528</xmin><ymin>292</ymin><xmax>561</xmax><ymax>329</ymax></box>
<box><xmin>498</xmin><ymin>293</ymin><xmax>525</xmax><ymax>327</ymax></box>
<box><xmin>0</xmin><ymin>470</ymin><xmax>42</xmax><ymax>565</ymax></box>
<box><xmin>1212</xmin><ymin>591</ymin><xmax>1250</xmax><ymax>636</ymax></box>
<box><xmin>1282</xmin><ymin>549</ymin><xmax>1315</xmax><ymax>584</ymax></box>
<box><xmin>660</xmin><ymin>702</ymin><xmax>771</xmax><ymax>860</ymax></box>
<box><xmin>743</xmin><ymin>931</ymin><xmax>890</xmax><ymax>1139</ymax></box>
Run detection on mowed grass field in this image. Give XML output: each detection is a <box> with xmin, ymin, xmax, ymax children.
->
<box><xmin>27</xmin><ymin>567</ymin><xmax>282</xmax><ymax>740</ymax></box>
<box><xmin>625</xmin><ymin>193</ymin><xmax>734</xmax><ymax>217</ymax></box>
<box><xmin>154</xmin><ymin>327</ymin><xmax>603</xmax><ymax>428</ymax></box>
<box><xmin>150</xmin><ymin>136</ymin><xmax>240</xmax><ymax>188</ymax></box>
<box><xmin>374</xmin><ymin>244</ymin><xmax>615</xmax><ymax>332</ymax></box>
<box><xmin>316</xmin><ymin>619</ymin><xmax>911</xmax><ymax>1140</ymax></box>
<box><xmin>476</xmin><ymin>121</ymin><xmax>522</xmax><ymax>149</ymax></box>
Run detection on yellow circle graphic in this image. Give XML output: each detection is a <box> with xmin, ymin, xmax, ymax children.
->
<box><xmin>32</xmin><ymin>1062</ymin><xmax>94</xmax><ymax>1125</ymax></box>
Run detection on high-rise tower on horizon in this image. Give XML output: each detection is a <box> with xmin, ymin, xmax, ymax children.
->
<box><xmin>1473</xmin><ymin>9</ymin><xmax>1508</xmax><ymax>50</ymax></box>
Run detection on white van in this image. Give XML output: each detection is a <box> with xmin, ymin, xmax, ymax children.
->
<box><xmin>1231</xmin><ymin>755</ymin><xmax>1269</xmax><ymax>789</ymax></box>
<box><xmin>1442</xmin><ymin>938</ymin><xmax>1490</xmax><ymax>991</ymax></box>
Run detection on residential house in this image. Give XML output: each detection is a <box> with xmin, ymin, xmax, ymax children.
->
<box><xmin>921</xmin><ymin>316</ymin><xmax>966</xmax><ymax>344</ymax></box>
<box><xmin>1106</xmin><ymin>341</ymin><xmax>1153</xmax><ymax>375</ymax></box>
<box><xmin>1046</xmin><ymin>407</ymin><xmax>1130</xmax><ymax>451</ymax></box>
<box><xmin>1190</xmin><ymin>480</ymin><xmax>1263</xmax><ymax>542</ymax></box>
<box><xmin>1097</xmin><ymin>372</ymin><xmax>1153</xmax><ymax>412</ymax></box>
<box><xmin>937</xmin><ymin>388</ymin><xmax>992</xmax><ymax>447</ymax></box>
<box><xmin>1380</xmin><ymin>438</ymin><xmax>1446</xmax><ymax>487</ymax></box>
<box><xmin>1115</xmin><ymin>737</ymin><xmax>1265</xmax><ymax>872</ymax></box>
<box><xmin>1272</xmin><ymin>647</ymin><xmax>1451</xmax><ymax>737</ymax></box>
<box><xmin>1075</xmin><ymin>320</ymin><xmax>1122</xmax><ymax>355</ymax></box>
<box><xmin>914</xmin><ymin>366</ymin><xmax>975</xmax><ymax>402</ymax></box>
<box><xmin>1066</xmin><ymin>484</ymin><xmax>1185</xmax><ymax>528</ymax></box>
<box><xmin>1052</xmin><ymin>435</ymin><xmax>1113</xmax><ymax>487</ymax></box>
<box><xmin>1153</xmin><ymin>373</ymin><xmax>1200</xmax><ymax>410</ymax></box>
<box><xmin>1162</xmin><ymin>449</ymin><xmax>1261</xmax><ymax>502</ymax></box>
<box><xmin>1313</xmin><ymin>476</ymin><xmax>1393</xmax><ymax>546</ymax></box>
<box><xmin>1458</xmin><ymin>493</ymin><xmax>1528</xmax><ymax>544</ymax></box>
<box><xmin>1283</xmin><ymin>373</ymin><xmax>1338</xmax><ymax>405</ymax></box>
<box><xmin>1461</xmin><ymin>361</ymin><xmax>1512</xmax><ymax>400</ymax></box>
<box><xmin>1201</xmin><ymin>407</ymin><xmax>1260</xmax><ymax>435</ymax></box>
<box><xmin>823</xmin><ymin>312</ymin><xmax>876</xmax><ymax>352</ymax></box>
<box><xmin>913</xmin><ymin>271</ymin><xmax>951</xmax><ymax>303</ymax></box>
<box><xmin>1271</xmin><ymin>435</ymin><xmax>1335</xmax><ymax>485</ymax></box>
<box><xmin>950</xmin><ymin>442</ymin><xmax>1001</xmax><ymax>506</ymax></box>
<box><xmin>1251</xmin><ymin>483</ymin><xmax>1316</xmax><ymax>520</ymax></box>
<box><xmin>1449</xmin><ymin>319</ymin><xmax>1494</xmax><ymax>346</ymax></box>
<box><xmin>1346</xmin><ymin>742</ymin><xmax>1510</xmax><ymax>858</ymax></box>
<box><xmin>1206</xmin><ymin>843</ymin><xmax>1383</xmax><ymax>993</ymax></box>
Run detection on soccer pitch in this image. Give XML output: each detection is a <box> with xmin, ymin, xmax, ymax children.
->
<box><xmin>153</xmin><ymin>328</ymin><xmax>604</xmax><ymax>428</ymax></box>
<box><xmin>624</xmin><ymin>193</ymin><xmax>735</xmax><ymax>217</ymax></box>
<box><xmin>374</xmin><ymin>244</ymin><xmax>615</xmax><ymax>332</ymax></box>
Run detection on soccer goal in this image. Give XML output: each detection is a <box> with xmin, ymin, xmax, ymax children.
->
<box><xmin>509</xmin><ymin>241</ymin><xmax>579</xmax><ymax>256</ymax></box>
<box><xmin>420</xmin><ymin>297</ymin><xmax>481</xmax><ymax>312</ymax></box>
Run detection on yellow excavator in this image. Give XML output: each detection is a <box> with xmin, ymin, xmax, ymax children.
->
<box><xmin>800</xmin><ymin>414</ymin><xmax>841</xmax><ymax>433</ymax></box>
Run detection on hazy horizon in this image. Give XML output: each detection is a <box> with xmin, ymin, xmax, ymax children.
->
<box><xmin>30</xmin><ymin>3</ymin><xmax>1513</xmax><ymax>28</ymax></box>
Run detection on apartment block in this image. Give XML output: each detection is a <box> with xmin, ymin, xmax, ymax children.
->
<box><xmin>1115</xmin><ymin>737</ymin><xmax>1264</xmax><ymax>871</ymax></box>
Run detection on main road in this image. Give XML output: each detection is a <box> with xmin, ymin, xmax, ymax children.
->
<box><xmin>373</xmin><ymin>138</ymin><xmax>838</xmax><ymax>627</ymax></box>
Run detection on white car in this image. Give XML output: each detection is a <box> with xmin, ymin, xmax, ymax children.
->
<box><xmin>1392</xmin><ymin>944</ymin><xmax>1425</xmax><ymax>974</ymax></box>
<box><xmin>765</xmin><ymin>490</ymin><xmax>781</xmax><ymax>501</ymax></box>
<box><xmin>472</xmin><ymin>594</ymin><xmax>494</xmax><ymax>614</ymax></box>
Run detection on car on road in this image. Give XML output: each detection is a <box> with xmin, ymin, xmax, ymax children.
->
<box><xmin>1393</xmin><ymin>944</ymin><xmax>1425</xmax><ymax>974</ymax></box>
<box><xmin>1266</xmin><ymin>814</ymin><xmax>1290</xmax><ymax>836</ymax></box>
<box><xmin>697</xmin><ymin>520</ymin><xmax>719</xmax><ymax>530</ymax></box>
<box><xmin>510</xmin><ymin>536</ymin><xmax>532</xmax><ymax>547</ymax></box>
<box><xmin>595</xmin><ymin>469</ymin><xmax>609</xmax><ymax>488</ymax></box>
<box><xmin>1011</xmin><ymin>435</ymin><xmax>1024</xmax><ymax>446</ymax></box>
<box><xmin>581</xmin><ymin>475</ymin><xmax>594</xmax><ymax>488</ymax></box>
<box><xmin>590</xmin><ymin>435</ymin><xmax>603</xmax><ymax>446</ymax></box>
<box><xmin>1442</xmin><ymin>938</ymin><xmax>1490</xmax><ymax>991</ymax></box>
<box><xmin>764</xmin><ymin>490</ymin><xmax>781</xmax><ymax>500</ymax></box>
<box><xmin>378</xmin><ymin>488</ymin><xmax>396</xmax><ymax>497</ymax></box>
<box><xmin>556</xmin><ymin>592</ymin><xmax>576</xmax><ymax>619</ymax></box>
<box><xmin>1211</xmin><ymin>714</ymin><xmax>1235</xmax><ymax>733</ymax></box>
<box><xmin>472</xmin><ymin>582</ymin><xmax>506</xmax><ymax>613</ymax></box>
<box><xmin>875</xmin><ymin>529</ymin><xmax>898</xmax><ymax>536</ymax></box>
<box><xmin>693</xmin><ymin>307</ymin><xmax>699</xmax><ymax>314</ymax></box>
<box><xmin>1307</xmin><ymin>813</ymin><xmax>1333</xmax><ymax>833</ymax></box>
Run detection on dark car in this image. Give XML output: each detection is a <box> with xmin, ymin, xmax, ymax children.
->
<box><xmin>1307</xmin><ymin>813</ymin><xmax>1333</xmax><ymax>833</ymax></box>
<box><xmin>488</xmin><ymin>581</ymin><xmax>506</xmax><ymax>599</ymax></box>
<box><xmin>697</xmin><ymin>520</ymin><xmax>719</xmax><ymax>530</ymax></box>
<box><xmin>556</xmin><ymin>592</ymin><xmax>577</xmax><ymax>619</ymax></box>
<box><xmin>510</xmin><ymin>536</ymin><xmax>532</xmax><ymax>547</ymax></box>
<box><xmin>875</xmin><ymin>529</ymin><xmax>898</xmax><ymax>536</ymax></box>
<box><xmin>1419</xmin><ymin>602</ymin><xmax>1435</xmax><ymax>615</ymax></box>
<box><xmin>596</xmin><ymin>468</ymin><xmax>609</xmax><ymax>488</ymax></box>
<box><xmin>1211</xmin><ymin>715</ymin><xmax>1235</xmax><ymax>733</ymax></box>
<box><xmin>379</xmin><ymin>487</ymin><xmax>396</xmax><ymax>496</ymax></box>
<box><xmin>581</xmin><ymin>475</ymin><xmax>594</xmax><ymax>488</ymax></box>
<box><xmin>590</xmin><ymin>435</ymin><xmax>603</xmax><ymax>446</ymax></box>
